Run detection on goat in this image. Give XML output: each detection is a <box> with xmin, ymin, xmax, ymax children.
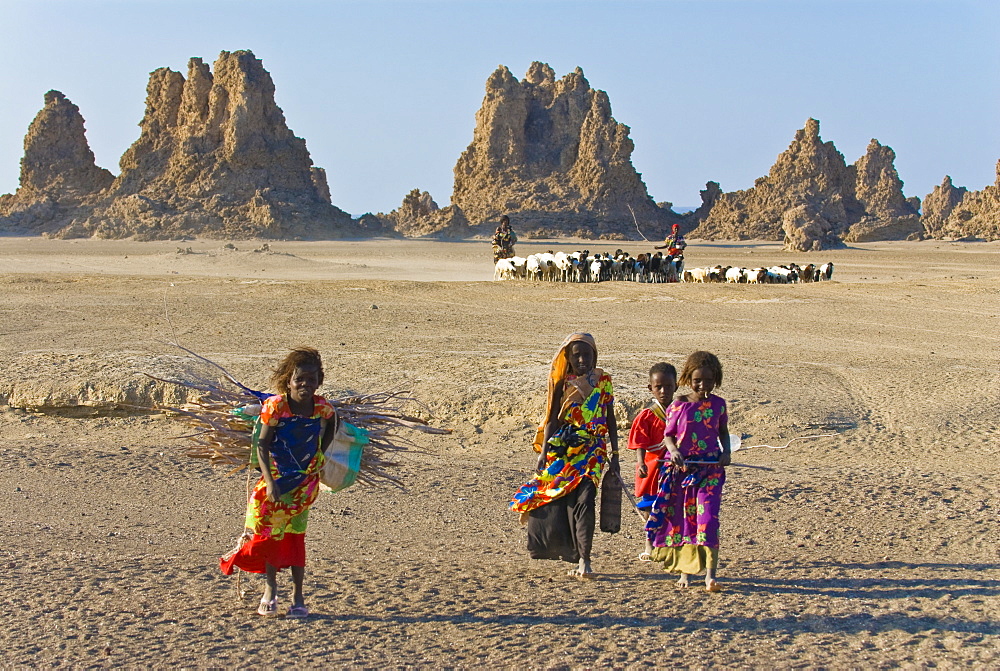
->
<box><xmin>494</xmin><ymin>258</ymin><xmax>515</xmax><ymax>280</ymax></box>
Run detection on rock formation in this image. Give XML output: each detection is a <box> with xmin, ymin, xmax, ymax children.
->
<box><xmin>377</xmin><ymin>189</ymin><xmax>470</xmax><ymax>238</ymax></box>
<box><xmin>692</xmin><ymin>119</ymin><xmax>919</xmax><ymax>248</ymax></box>
<box><xmin>920</xmin><ymin>177</ymin><xmax>967</xmax><ymax>238</ymax></box>
<box><xmin>927</xmin><ymin>162</ymin><xmax>1000</xmax><ymax>240</ymax></box>
<box><xmin>451</xmin><ymin>62</ymin><xmax>678</xmax><ymax>239</ymax></box>
<box><xmin>684</xmin><ymin>181</ymin><xmax>722</xmax><ymax>226</ymax></box>
<box><xmin>310</xmin><ymin>167</ymin><xmax>331</xmax><ymax>204</ymax></box>
<box><xmin>0</xmin><ymin>91</ymin><xmax>114</xmax><ymax>233</ymax></box>
<box><xmin>692</xmin><ymin>119</ymin><xmax>862</xmax><ymax>244</ymax></box>
<box><xmin>843</xmin><ymin>140</ymin><xmax>922</xmax><ymax>242</ymax></box>
<box><xmin>782</xmin><ymin>203</ymin><xmax>844</xmax><ymax>251</ymax></box>
<box><xmin>60</xmin><ymin>51</ymin><xmax>353</xmax><ymax>240</ymax></box>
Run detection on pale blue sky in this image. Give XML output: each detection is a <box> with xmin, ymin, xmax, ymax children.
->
<box><xmin>1</xmin><ymin>0</ymin><xmax>997</xmax><ymax>215</ymax></box>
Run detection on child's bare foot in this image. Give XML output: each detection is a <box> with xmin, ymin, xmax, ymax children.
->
<box><xmin>676</xmin><ymin>574</ymin><xmax>690</xmax><ymax>588</ymax></box>
<box><xmin>567</xmin><ymin>559</ymin><xmax>595</xmax><ymax>579</ymax></box>
<box><xmin>705</xmin><ymin>578</ymin><xmax>721</xmax><ymax>592</ymax></box>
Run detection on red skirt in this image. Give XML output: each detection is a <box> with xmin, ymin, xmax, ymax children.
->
<box><xmin>219</xmin><ymin>532</ymin><xmax>306</xmax><ymax>575</ymax></box>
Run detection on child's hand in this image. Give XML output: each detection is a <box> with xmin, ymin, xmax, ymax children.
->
<box><xmin>669</xmin><ymin>449</ymin><xmax>685</xmax><ymax>469</ymax></box>
<box><xmin>265</xmin><ymin>481</ymin><xmax>279</xmax><ymax>502</ymax></box>
<box><xmin>720</xmin><ymin>452</ymin><xmax>731</xmax><ymax>467</ymax></box>
<box><xmin>638</xmin><ymin>463</ymin><xmax>648</xmax><ymax>478</ymax></box>
<box><xmin>536</xmin><ymin>451</ymin><xmax>546</xmax><ymax>472</ymax></box>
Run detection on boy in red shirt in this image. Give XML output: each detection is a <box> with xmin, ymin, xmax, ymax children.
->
<box><xmin>627</xmin><ymin>362</ymin><xmax>677</xmax><ymax>561</ymax></box>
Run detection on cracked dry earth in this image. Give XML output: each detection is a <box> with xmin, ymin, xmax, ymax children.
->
<box><xmin>1</xmin><ymin>237</ymin><xmax>998</xmax><ymax>668</ymax></box>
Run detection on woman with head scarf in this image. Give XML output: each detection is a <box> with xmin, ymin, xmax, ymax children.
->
<box><xmin>510</xmin><ymin>333</ymin><xmax>619</xmax><ymax>578</ymax></box>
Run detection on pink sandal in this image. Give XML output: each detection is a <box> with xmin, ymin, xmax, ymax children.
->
<box><xmin>257</xmin><ymin>596</ymin><xmax>278</xmax><ymax>617</ymax></box>
<box><xmin>286</xmin><ymin>604</ymin><xmax>310</xmax><ymax>619</ymax></box>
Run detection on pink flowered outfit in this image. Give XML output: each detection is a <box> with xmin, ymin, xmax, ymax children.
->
<box><xmin>645</xmin><ymin>395</ymin><xmax>727</xmax><ymax>550</ymax></box>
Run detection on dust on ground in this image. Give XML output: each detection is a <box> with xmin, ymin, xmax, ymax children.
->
<box><xmin>1</xmin><ymin>236</ymin><xmax>998</xmax><ymax>667</ymax></box>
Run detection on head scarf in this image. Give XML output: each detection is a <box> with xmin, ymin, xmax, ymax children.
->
<box><xmin>533</xmin><ymin>333</ymin><xmax>598</xmax><ymax>452</ymax></box>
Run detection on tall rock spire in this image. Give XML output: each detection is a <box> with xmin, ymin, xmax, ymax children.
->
<box><xmin>842</xmin><ymin>139</ymin><xmax>921</xmax><ymax>241</ymax></box>
<box><xmin>0</xmin><ymin>91</ymin><xmax>113</xmax><ymax>233</ymax></box>
<box><xmin>930</xmin><ymin>161</ymin><xmax>1000</xmax><ymax>240</ymax></box>
<box><xmin>64</xmin><ymin>50</ymin><xmax>353</xmax><ymax>239</ymax></box>
<box><xmin>691</xmin><ymin>119</ymin><xmax>920</xmax><ymax>248</ymax></box>
<box><xmin>450</xmin><ymin>62</ymin><xmax>677</xmax><ymax>238</ymax></box>
<box><xmin>692</xmin><ymin>118</ymin><xmax>861</xmax><ymax>245</ymax></box>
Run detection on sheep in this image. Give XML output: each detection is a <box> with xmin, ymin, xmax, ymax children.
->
<box><xmin>525</xmin><ymin>254</ymin><xmax>543</xmax><ymax>281</ymax></box>
<box><xmin>766</xmin><ymin>265</ymin><xmax>799</xmax><ymax>284</ymax></box>
<box><xmin>542</xmin><ymin>253</ymin><xmax>558</xmax><ymax>281</ymax></box>
<box><xmin>494</xmin><ymin>257</ymin><xmax>516</xmax><ymax>281</ymax></box>
<box><xmin>707</xmin><ymin>265</ymin><xmax>728</xmax><ymax>283</ymax></box>
<box><xmin>491</xmin><ymin>249</ymin><xmax>834</xmax><ymax>287</ymax></box>
<box><xmin>688</xmin><ymin>267</ymin><xmax>708</xmax><ymax>283</ymax></box>
<box><xmin>664</xmin><ymin>254</ymin><xmax>681</xmax><ymax>283</ymax></box>
<box><xmin>634</xmin><ymin>253</ymin><xmax>650</xmax><ymax>283</ymax></box>
<box><xmin>553</xmin><ymin>252</ymin><xmax>573</xmax><ymax>282</ymax></box>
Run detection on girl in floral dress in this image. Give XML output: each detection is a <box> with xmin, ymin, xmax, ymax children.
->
<box><xmin>220</xmin><ymin>348</ymin><xmax>337</xmax><ymax>618</ymax></box>
<box><xmin>510</xmin><ymin>333</ymin><xmax>619</xmax><ymax>578</ymax></box>
<box><xmin>646</xmin><ymin>351</ymin><xmax>731</xmax><ymax>592</ymax></box>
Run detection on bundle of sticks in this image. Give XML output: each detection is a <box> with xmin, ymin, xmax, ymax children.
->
<box><xmin>143</xmin><ymin>344</ymin><xmax>450</xmax><ymax>487</ymax></box>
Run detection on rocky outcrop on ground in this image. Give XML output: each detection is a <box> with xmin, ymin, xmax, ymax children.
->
<box><xmin>843</xmin><ymin>140</ymin><xmax>922</xmax><ymax>242</ymax></box>
<box><xmin>56</xmin><ymin>51</ymin><xmax>353</xmax><ymax>240</ymax></box>
<box><xmin>921</xmin><ymin>176</ymin><xmax>968</xmax><ymax>238</ymax></box>
<box><xmin>927</xmin><ymin>162</ymin><xmax>1000</xmax><ymax>240</ymax></box>
<box><xmin>782</xmin><ymin>203</ymin><xmax>845</xmax><ymax>251</ymax></box>
<box><xmin>376</xmin><ymin>189</ymin><xmax>471</xmax><ymax>238</ymax></box>
<box><xmin>451</xmin><ymin>62</ymin><xmax>678</xmax><ymax>240</ymax></box>
<box><xmin>0</xmin><ymin>91</ymin><xmax>114</xmax><ymax>233</ymax></box>
<box><xmin>691</xmin><ymin>120</ymin><xmax>918</xmax><ymax>249</ymax></box>
<box><xmin>691</xmin><ymin>119</ymin><xmax>862</xmax><ymax>243</ymax></box>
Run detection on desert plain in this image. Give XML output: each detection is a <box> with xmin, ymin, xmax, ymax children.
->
<box><xmin>0</xmin><ymin>236</ymin><xmax>998</xmax><ymax>668</ymax></box>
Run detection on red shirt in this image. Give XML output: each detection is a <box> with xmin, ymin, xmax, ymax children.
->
<box><xmin>627</xmin><ymin>406</ymin><xmax>666</xmax><ymax>497</ymax></box>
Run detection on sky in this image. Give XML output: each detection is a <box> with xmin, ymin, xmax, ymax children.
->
<box><xmin>1</xmin><ymin>0</ymin><xmax>998</xmax><ymax>216</ymax></box>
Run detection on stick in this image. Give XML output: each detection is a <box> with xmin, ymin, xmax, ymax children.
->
<box><xmin>627</xmin><ymin>204</ymin><xmax>651</xmax><ymax>242</ymax></box>
<box><xmin>684</xmin><ymin>460</ymin><xmax>774</xmax><ymax>470</ymax></box>
<box><xmin>737</xmin><ymin>433</ymin><xmax>837</xmax><ymax>451</ymax></box>
<box><xmin>613</xmin><ymin>468</ymin><xmax>649</xmax><ymax>524</ymax></box>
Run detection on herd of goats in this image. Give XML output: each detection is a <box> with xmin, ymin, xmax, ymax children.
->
<box><xmin>493</xmin><ymin>250</ymin><xmax>835</xmax><ymax>284</ymax></box>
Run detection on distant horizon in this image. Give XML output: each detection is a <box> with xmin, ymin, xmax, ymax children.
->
<box><xmin>2</xmin><ymin>1</ymin><xmax>998</xmax><ymax>218</ymax></box>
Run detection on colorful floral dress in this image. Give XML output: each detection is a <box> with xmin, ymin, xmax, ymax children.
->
<box><xmin>510</xmin><ymin>371</ymin><xmax>614</xmax><ymax>513</ymax></box>
<box><xmin>645</xmin><ymin>395</ymin><xmax>727</xmax><ymax>572</ymax></box>
<box><xmin>220</xmin><ymin>394</ymin><xmax>334</xmax><ymax>574</ymax></box>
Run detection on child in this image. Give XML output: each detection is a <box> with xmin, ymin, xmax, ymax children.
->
<box><xmin>510</xmin><ymin>332</ymin><xmax>619</xmax><ymax>579</ymax></box>
<box><xmin>220</xmin><ymin>347</ymin><xmax>337</xmax><ymax>618</ymax></box>
<box><xmin>627</xmin><ymin>362</ymin><xmax>677</xmax><ymax>561</ymax></box>
<box><xmin>645</xmin><ymin>351</ymin><xmax>731</xmax><ymax>592</ymax></box>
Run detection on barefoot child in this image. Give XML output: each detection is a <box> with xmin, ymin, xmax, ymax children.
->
<box><xmin>627</xmin><ymin>362</ymin><xmax>677</xmax><ymax>561</ymax></box>
<box><xmin>220</xmin><ymin>348</ymin><xmax>337</xmax><ymax>618</ymax></box>
<box><xmin>510</xmin><ymin>333</ymin><xmax>619</xmax><ymax>578</ymax></box>
<box><xmin>645</xmin><ymin>351</ymin><xmax>731</xmax><ymax>592</ymax></box>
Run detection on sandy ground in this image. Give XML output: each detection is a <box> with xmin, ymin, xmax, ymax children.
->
<box><xmin>1</xmin><ymin>235</ymin><xmax>998</xmax><ymax>668</ymax></box>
